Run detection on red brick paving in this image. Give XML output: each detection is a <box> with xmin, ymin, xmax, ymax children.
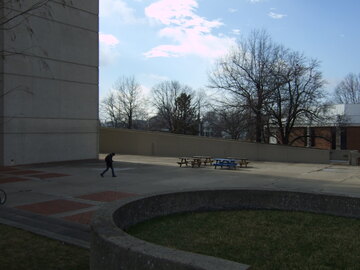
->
<box><xmin>7</xmin><ymin>170</ymin><xmax>44</xmax><ymax>175</ymax></box>
<box><xmin>29</xmin><ymin>173</ymin><xmax>70</xmax><ymax>179</ymax></box>
<box><xmin>0</xmin><ymin>167</ymin><xmax>18</xmax><ymax>172</ymax></box>
<box><xmin>0</xmin><ymin>177</ymin><xmax>30</xmax><ymax>184</ymax></box>
<box><xmin>62</xmin><ymin>210</ymin><xmax>96</xmax><ymax>225</ymax></box>
<box><xmin>16</xmin><ymin>199</ymin><xmax>93</xmax><ymax>215</ymax></box>
<box><xmin>77</xmin><ymin>191</ymin><xmax>137</xmax><ymax>202</ymax></box>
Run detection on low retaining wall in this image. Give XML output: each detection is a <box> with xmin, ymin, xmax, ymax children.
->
<box><xmin>330</xmin><ymin>149</ymin><xmax>351</xmax><ymax>161</ymax></box>
<box><xmin>90</xmin><ymin>189</ymin><xmax>360</xmax><ymax>270</ymax></box>
<box><xmin>100</xmin><ymin>127</ymin><xmax>330</xmax><ymax>164</ymax></box>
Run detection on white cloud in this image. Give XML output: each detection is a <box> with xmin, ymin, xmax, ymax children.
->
<box><xmin>248</xmin><ymin>0</ymin><xmax>265</xmax><ymax>3</ymax></box>
<box><xmin>100</xmin><ymin>0</ymin><xmax>138</xmax><ymax>24</ymax></box>
<box><xmin>146</xmin><ymin>73</ymin><xmax>170</xmax><ymax>82</ymax></box>
<box><xmin>228</xmin><ymin>8</ymin><xmax>238</xmax><ymax>13</ymax></box>
<box><xmin>139</xmin><ymin>73</ymin><xmax>170</xmax><ymax>89</ymax></box>
<box><xmin>144</xmin><ymin>0</ymin><xmax>235</xmax><ymax>59</ymax></box>
<box><xmin>268</xmin><ymin>11</ymin><xmax>287</xmax><ymax>19</ymax></box>
<box><xmin>99</xmin><ymin>33</ymin><xmax>120</xmax><ymax>46</ymax></box>
<box><xmin>100</xmin><ymin>46</ymin><xmax>119</xmax><ymax>66</ymax></box>
<box><xmin>232</xmin><ymin>29</ymin><xmax>241</xmax><ymax>35</ymax></box>
<box><xmin>99</xmin><ymin>32</ymin><xmax>120</xmax><ymax>66</ymax></box>
<box><xmin>140</xmin><ymin>84</ymin><xmax>152</xmax><ymax>97</ymax></box>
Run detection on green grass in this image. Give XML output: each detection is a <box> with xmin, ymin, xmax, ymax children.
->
<box><xmin>127</xmin><ymin>210</ymin><xmax>360</xmax><ymax>270</ymax></box>
<box><xmin>0</xmin><ymin>224</ymin><xmax>89</xmax><ymax>270</ymax></box>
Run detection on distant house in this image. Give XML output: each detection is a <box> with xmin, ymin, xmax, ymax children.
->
<box><xmin>271</xmin><ymin>104</ymin><xmax>360</xmax><ymax>151</ymax></box>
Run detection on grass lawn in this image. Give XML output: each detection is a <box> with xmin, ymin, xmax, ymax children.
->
<box><xmin>127</xmin><ymin>210</ymin><xmax>360</xmax><ymax>270</ymax></box>
<box><xmin>0</xmin><ymin>224</ymin><xmax>89</xmax><ymax>270</ymax></box>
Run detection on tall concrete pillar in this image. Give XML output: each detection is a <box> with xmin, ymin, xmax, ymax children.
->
<box><xmin>306</xmin><ymin>126</ymin><xmax>311</xmax><ymax>147</ymax></box>
<box><xmin>0</xmin><ymin>0</ymin><xmax>99</xmax><ymax>165</ymax></box>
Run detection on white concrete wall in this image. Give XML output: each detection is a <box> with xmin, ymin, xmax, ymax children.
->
<box><xmin>344</xmin><ymin>104</ymin><xmax>360</xmax><ymax>125</ymax></box>
<box><xmin>329</xmin><ymin>104</ymin><xmax>360</xmax><ymax>125</ymax></box>
<box><xmin>0</xmin><ymin>0</ymin><xmax>99</xmax><ymax>165</ymax></box>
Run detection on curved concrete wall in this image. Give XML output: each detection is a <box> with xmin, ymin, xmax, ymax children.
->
<box><xmin>91</xmin><ymin>189</ymin><xmax>360</xmax><ymax>270</ymax></box>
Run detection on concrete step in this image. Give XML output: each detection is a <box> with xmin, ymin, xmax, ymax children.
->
<box><xmin>329</xmin><ymin>160</ymin><xmax>350</xmax><ymax>165</ymax></box>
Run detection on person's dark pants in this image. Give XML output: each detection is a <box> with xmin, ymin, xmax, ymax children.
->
<box><xmin>101</xmin><ymin>163</ymin><xmax>116</xmax><ymax>177</ymax></box>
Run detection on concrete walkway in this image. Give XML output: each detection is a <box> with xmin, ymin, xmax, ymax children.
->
<box><xmin>1</xmin><ymin>154</ymin><xmax>360</xmax><ymax>249</ymax></box>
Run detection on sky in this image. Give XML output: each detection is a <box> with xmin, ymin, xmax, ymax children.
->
<box><xmin>99</xmin><ymin>0</ymin><xmax>360</xmax><ymax>100</ymax></box>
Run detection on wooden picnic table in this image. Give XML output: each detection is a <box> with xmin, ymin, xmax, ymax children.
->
<box><xmin>178</xmin><ymin>157</ymin><xmax>205</xmax><ymax>168</ymax></box>
<box><xmin>191</xmin><ymin>157</ymin><xmax>202</xmax><ymax>167</ymax></box>
<box><xmin>177</xmin><ymin>157</ymin><xmax>190</xmax><ymax>167</ymax></box>
<box><xmin>238</xmin><ymin>158</ymin><xmax>249</xmax><ymax>168</ymax></box>
<box><xmin>193</xmin><ymin>156</ymin><xmax>213</xmax><ymax>166</ymax></box>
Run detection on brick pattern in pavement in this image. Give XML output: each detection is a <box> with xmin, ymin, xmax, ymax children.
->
<box><xmin>77</xmin><ymin>191</ymin><xmax>138</xmax><ymax>202</ymax></box>
<box><xmin>7</xmin><ymin>170</ymin><xmax>44</xmax><ymax>175</ymax></box>
<box><xmin>0</xmin><ymin>177</ymin><xmax>30</xmax><ymax>184</ymax></box>
<box><xmin>0</xmin><ymin>167</ymin><xmax>18</xmax><ymax>172</ymax></box>
<box><xmin>16</xmin><ymin>199</ymin><xmax>94</xmax><ymax>215</ymax></box>
<box><xmin>0</xmin><ymin>167</ymin><xmax>70</xmax><ymax>181</ymax></box>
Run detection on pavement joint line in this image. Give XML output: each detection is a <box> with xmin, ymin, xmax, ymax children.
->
<box><xmin>338</xmin><ymin>175</ymin><xmax>357</xmax><ymax>184</ymax></box>
<box><xmin>59</xmin><ymin>196</ymin><xmax>104</xmax><ymax>205</ymax></box>
<box><xmin>307</xmin><ymin>165</ymin><xmax>332</xmax><ymax>174</ymax></box>
<box><xmin>51</xmin><ymin>205</ymin><xmax>99</xmax><ymax>218</ymax></box>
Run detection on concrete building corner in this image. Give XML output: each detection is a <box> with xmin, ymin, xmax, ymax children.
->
<box><xmin>0</xmin><ymin>0</ymin><xmax>99</xmax><ymax>165</ymax></box>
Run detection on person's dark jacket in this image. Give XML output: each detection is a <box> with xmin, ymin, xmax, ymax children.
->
<box><xmin>105</xmin><ymin>153</ymin><xmax>114</xmax><ymax>165</ymax></box>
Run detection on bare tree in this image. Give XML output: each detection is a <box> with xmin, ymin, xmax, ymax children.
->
<box><xmin>207</xmin><ymin>89</ymin><xmax>254</xmax><ymax>140</ymax></box>
<box><xmin>334</xmin><ymin>73</ymin><xmax>360</xmax><ymax>104</ymax></box>
<box><xmin>201</xmin><ymin>111</ymin><xmax>222</xmax><ymax>137</ymax></box>
<box><xmin>100</xmin><ymin>76</ymin><xmax>148</xmax><ymax>129</ymax></box>
<box><xmin>216</xmin><ymin>106</ymin><xmax>249</xmax><ymax>140</ymax></box>
<box><xmin>151</xmin><ymin>80</ymin><xmax>194</xmax><ymax>133</ymax></box>
<box><xmin>114</xmin><ymin>76</ymin><xmax>147</xmax><ymax>129</ymax></box>
<box><xmin>100</xmin><ymin>91</ymin><xmax>122</xmax><ymax>128</ymax></box>
<box><xmin>209</xmin><ymin>30</ymin><xmax>286</xmax><ymax>142</ymax></box>
<box><xmin>267</xmin><ymin>52</ymin><xmax>326</xmax><ymax>145</ymax></box>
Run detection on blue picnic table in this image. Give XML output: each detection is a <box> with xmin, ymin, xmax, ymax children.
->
<box><xmin>213</xmin><ymin>158</ymin><xmax>237</xmax><ymax>169</ymax></box>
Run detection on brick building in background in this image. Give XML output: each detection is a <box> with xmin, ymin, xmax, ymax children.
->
<box><xmin>284</xmin><ymin>104</ymin><xmax>360</xmax><ymax>151</ymax></box>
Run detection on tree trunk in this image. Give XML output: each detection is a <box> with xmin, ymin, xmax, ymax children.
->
<box><xmin>255</xmin><ymin>113</ymin><xmax>262</xmax><ymax>143</ymax></box>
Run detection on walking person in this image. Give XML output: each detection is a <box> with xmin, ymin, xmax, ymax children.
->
<box><xmin>100</xmin><ymin>153</ymin><xmax>116</xmax><ymax>177</ymax></box>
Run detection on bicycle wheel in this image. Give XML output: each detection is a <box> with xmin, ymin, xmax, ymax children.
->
<box><xmin>0</xmin><ymin>189</ymin><xmax>7</xmax><ymax>205</ymax></box>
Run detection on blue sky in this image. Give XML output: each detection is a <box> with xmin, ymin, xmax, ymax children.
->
<box><xmin>99</xmin><ymin>0</ymin><xmax>360</xmax><ymax>100</ymax></box>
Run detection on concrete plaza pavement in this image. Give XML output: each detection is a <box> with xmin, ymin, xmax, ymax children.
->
<box><xmin>1</xmin><ymin>154</ymin><xmax>360</xmax><ymax>248</ymax></box>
